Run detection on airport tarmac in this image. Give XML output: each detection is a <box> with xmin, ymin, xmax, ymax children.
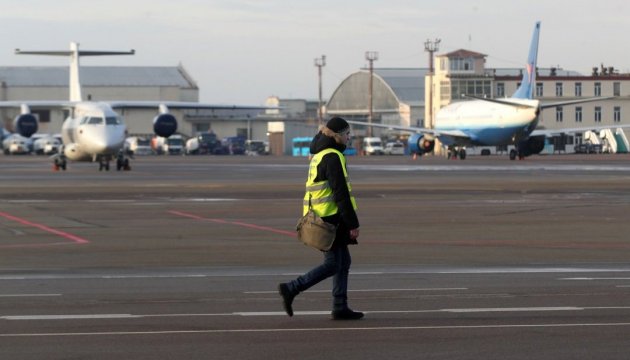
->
<box><xmin>2</xmin><ymin>154</ymin><xmax>630</xmax><ymax>359</ymax></box>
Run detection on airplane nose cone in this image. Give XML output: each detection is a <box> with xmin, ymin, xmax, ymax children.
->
<box><xmin>80</xmin><ymin>127</ymin><xmax>124</xmax><ymax>154</ymax></box>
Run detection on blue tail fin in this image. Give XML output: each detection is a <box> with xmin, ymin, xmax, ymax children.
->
<box><xmin>511</xmin><ymin>22</ymin><xmax>541</xmax><ymax>99</ymax></box>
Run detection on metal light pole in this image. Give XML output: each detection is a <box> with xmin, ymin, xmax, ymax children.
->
<box><xmin>314</xmin><ymin>55</ymin><xmax>326</xmax><ymax>126</ymax></box>
<box><xmin>424</xmin><ymin>39</ymin><xmax>440</xmax><ymax>129</ymax></box>
<box><xmin>365</xmin><ymin>51</ymin><xmax>379</xmax><ymax>137</ymax></box>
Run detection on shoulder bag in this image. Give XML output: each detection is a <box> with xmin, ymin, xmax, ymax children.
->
<box><xmin>296</xmin><ymin>195</ymin><xmax>337</xmax><ymax>251</ymax></box>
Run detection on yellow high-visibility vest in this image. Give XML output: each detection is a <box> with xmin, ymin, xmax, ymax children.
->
<box><xmin>303</xmin><ymin>148</ymin><xmax>357</xmax><ymax>216</ymax></box>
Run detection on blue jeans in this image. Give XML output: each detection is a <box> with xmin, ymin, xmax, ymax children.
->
<box><xmin>287</xmin><ymin>244</ymin><xmax>351</xmax><ymax>311</ymax></box>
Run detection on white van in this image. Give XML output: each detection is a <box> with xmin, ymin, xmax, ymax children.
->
<box><xmin>362</xmin><ymin>137</ymin><xmax>384</xmax><ymax>155</ymax></box>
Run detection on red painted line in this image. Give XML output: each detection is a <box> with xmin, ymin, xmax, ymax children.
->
<box><xmin>0</xmin><ymin>211</ymin><xmax>90</xmax><ymax>246</ymax></box>
<box><xmin>169</xmin><ymin>210</ymin><xmax>296</xmax><ymax>238</ymax></box>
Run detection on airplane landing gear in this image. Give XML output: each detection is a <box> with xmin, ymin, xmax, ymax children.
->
<box><xmin>98</xmin><ymin>158</ymin><xmax>110</xmax><ymax>171</ymax></box>
<box><xmin>447</xmin><ymin>146</ymin><xmax>467</xmax><ymax>160</ymax></box>
<box><xmin>52</xmin><ymin>154</ymin><xmax>67</xmax><ymax>171</ymax></box>
<box><xmin>509</xmin><ymin>149</ymin><xmax>518</xmax><ymax>160</ymax></box>
<box><xmin>116</xmin><ymin>150</ymin><xmax>131</xmax><ymax>171</ymax></box>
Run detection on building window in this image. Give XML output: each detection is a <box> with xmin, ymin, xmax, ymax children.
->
<box><xmin>440</xmin><ymin>81</ymin><xmax>450</xmax><ymax>101</ymax></box>
<box><xmin>614</xmin><ymin>82</ymin><xmax>621</xmax><ymax>97</ymax></box>
<box><xmin>555</xmin><ymin>82</ymin><xmax>563</xmax><ymax>97</ymax></box>
<box><xmin>450</xmin><ymin>57</ymin><xmax>474</xmax><ymax>72</ymax></box>
<box><xmin>595</xmin><ymin>82</ymin><xmax>601</xmax><ymax>97</ymax></box>
<box><xmin>484</xmin><ymin>81</ymin><xmax>491</xmax><ymax>97</ymax></box>
<box><xmin>450</xmin><ymin>80</ymin><xmax>492</xmax><ymax>99</ymax></box>
<box><xmin>575</xmin><ymin>107</ymin><xmax>582</xmax><ymax>123</ymax></box>
<box><xmin>556</xmin><ymin>107</ymin><xmax>563</xmax><ymax>122</ymax></box>
<box><xmin>536</xmin><ymin>83</ymin><xmax>543</xmax><ymax>97</ymax></box>
<box><xmin>595</xmin><ymin>106</ymin><xmax>602</xmax><ymax>122</ymax></box>
<box><xmin>496</xmin><ymin>83</ymin><xmax>505</xmax><ymax>98</ymax></box>
<box><xmin>614</xmin><ymin>106</ymin><xmax>621</xmax><ymax>123</ymax></box>
<box><xmin>575</xmin><ymin>82</ymin><xmax>582</xmax><ymax>97</ymax></box>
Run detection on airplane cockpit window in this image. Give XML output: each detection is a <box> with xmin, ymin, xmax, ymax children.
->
<box><xmin>80</xmin><ymin>117</ymin><xmax>89</xmax><ymax>124</ymax></box>
<box><xmin>106</xmin><ymin>117</ymin><xmax>121</xmax><ymax>125</ymax></box>
<box><xmin>87</xmin><ymin>117</ymin><xmax>104</xmax><ymax>125</ymax></box>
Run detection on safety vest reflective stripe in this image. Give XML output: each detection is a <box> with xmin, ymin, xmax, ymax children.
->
<box><xmin>303</xmin><ymin>148</ymin><xmax>357</xmax><ymax>216</ymax></box>
<box><xmin>305</xmin><ymin>176</ymin><xmax>351</xmax><ymax>192</ymax></box>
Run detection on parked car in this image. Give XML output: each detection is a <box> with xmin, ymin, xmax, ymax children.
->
<box><xmin>384</xmin><ymin>141</ymin><xmax>404</xmax><ymax>155</ymax></box>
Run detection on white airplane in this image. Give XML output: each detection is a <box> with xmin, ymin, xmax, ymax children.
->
<box><xmin>0</xmin><ymin>42</ymin><xmax>269</xmax><ymax>170</ymax></box>
<box><xmin>348</xmin><ymin>22</ymin><xmax>628</xmax><ymax>160</ymax></box>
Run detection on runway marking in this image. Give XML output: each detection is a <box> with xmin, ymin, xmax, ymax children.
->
<box><xmin>244</xmin><ymin>288</ymin><xmax>468</xmax><ymax>294</ymax></box>
<box><xmin>4</xmin><ymin>322</ymin><xmax>630</xmax><ymax>337</ymax></box>
<box><xmin>169</xmin><ymin>210</ymin><xmax>296</xmax><ymax>237</ymax></box>
<box><xmin>7</xmin><ymin>305</ymin><xmax>630</xmax><ymax>321</ymax></box>
<box><xmin>442</xmin><ymin>307</ymin><xmax>583</xmax><ymax>313</ymax></box>
<box><xmin>3</xmin><ymin>267</ymin><xmax>630</xmax><ymax>281</ymax></box>
<box><xmin>0</xmin><ymin>211</ymin><xmax>90</xmax><ymax>248</ymax></box>
<box><xmin>3</xmin><ymin>314</ymin><xmax>140</xmax><ymax>320</ymax></box>
<box><xmin>560</xmin><ymin>277</ymin><xmax>630</xmax><ymax>281</ymax></box>
<box><xmin>0</xmin><ymin>294</ymin><xmax>61</xmax><ymax>298</ymax></box>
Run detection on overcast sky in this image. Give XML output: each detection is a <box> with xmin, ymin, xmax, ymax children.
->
<box><xmin>0</xmin><ymin>0</ymin><xmax>628</xmax><ymax>105</ymax></box>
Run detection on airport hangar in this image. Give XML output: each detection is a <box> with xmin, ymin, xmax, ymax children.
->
<box><xmin>327</xmin><ymin>50</ymin><xmax>630</xmax><ymax>154</ymax></box>
<box><xmin>0</xmin><ymin>66</ymin><xmax>304</xmax><ymax>152</ymax></box>
<box><xmin>2</xmin><ymin>50</ymin><xmax>630</xmax><ymax>155</ymax></box>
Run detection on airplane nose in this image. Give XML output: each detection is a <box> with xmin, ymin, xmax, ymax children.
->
<box><xmin>81</xmin><ymin>127</ymin><xmax>124</xmax><ymax>154</ymax></box>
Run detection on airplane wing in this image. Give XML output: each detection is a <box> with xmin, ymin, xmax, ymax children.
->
<box><xmin>0</xmin><ymin>100</ymin><xmax>273</xmax><ymax>113</ymax></box>
<box><xmin>107</xmin><ymin>101</ymin><xmax>271</xmax><ymax>111</ymax></box>
<box><xmin>539</xmin><ymin>96</ymin><xmax>615</xmax><ymax>110</ymax></box>
<box><xmin>0</xmin><ymin>101</ymin><xmax>78</xmax><ymax>109</ymax></box>
<box><xmin>461</xmin><ymin>95</ymin><xmax>538</xmax><ymax>108</ymax></box>
<box><xmin>345</xmin><ymin>120</ymin><xmax>473</xmax><ymax>142</ymax></box>
<box><xmin>531</xmin><ymin>123</ymin><xmax>630</xmax><ymax>137</ymax></box>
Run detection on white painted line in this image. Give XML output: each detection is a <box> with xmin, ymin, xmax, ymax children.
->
<box><xmin>234</xmin><ymin>311</ymin><xmax>329</xmax><ymax>316</ymax></box>
<box><xmin>560</xmin><ymin>277</ymin><xmax>630</xmax><ymax>281</ymax></box>
<box><xmin>4</xmin><ymin>268</ymin><xmax>630</xmax><ymax>281</ymax></box>
<box><xmin>0</xmin><ymin>294</ymin><xmax>61</xmax><ymax>298</ymax></box>
<box><xmin>4</xmin><ymin>323</ymin><xmax>630</xmax><ymax>337</ymax></box>
<box><xmin>3</xmin><ymin>314</ymin><xmax>140</xmax><ymax>321</ymax></box>
<box><xmin>443</xmin><ymin>307</ymin><xmax>583</xmax><ymax>313</ymax></box>
<box><xmin>2</xmin><ymin>306</ymin><xmax>606</xmax><ymax>321</ymax></box>
<box><xmin>245</xmin><ymin>288</ymin><xmax>468</xmax><ymax>294</ymax></box>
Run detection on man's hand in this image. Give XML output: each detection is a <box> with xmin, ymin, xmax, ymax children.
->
<box><xmin>349</xmin><ymin>228</ymin><xmax>360</xmax><ymax>240</ymax></box>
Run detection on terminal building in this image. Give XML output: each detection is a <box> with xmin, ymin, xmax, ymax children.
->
<box><xmin>2</xmin><ymin>49</ymin><xmax>629</xmax><ymax>155</ymax></box>
<box><xmin>325</xmin><ymin>50</ymin><xmax>630</xmax><ymax>154</ymax></box>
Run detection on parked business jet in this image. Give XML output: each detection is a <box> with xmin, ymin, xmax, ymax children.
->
<box><xmin>0</xmin><ymin>42</ymin><xmax>268</xmax><ymax>170</ymax></box>
<box><xmin>348</xmin><ymin>22</ymin><xmax>626</xmax><ymax>160</ymax></box>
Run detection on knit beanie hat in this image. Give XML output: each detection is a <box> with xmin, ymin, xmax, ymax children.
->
<box><xmin>326</xmin><ymin>117</ymin><xmax>350</xmax><ymax>134</ymax></box>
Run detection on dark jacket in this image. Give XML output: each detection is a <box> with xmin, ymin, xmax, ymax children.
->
<box><xmin>309</xmin><ymin>132</ymin><xmax>359</xmax><ymax>246</ymax></box>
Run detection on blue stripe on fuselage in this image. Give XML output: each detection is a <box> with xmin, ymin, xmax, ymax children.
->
<box><xmin>437</xmin><ymin>124</ymin><xmax>533</xmax><ymax>146</ymax></box>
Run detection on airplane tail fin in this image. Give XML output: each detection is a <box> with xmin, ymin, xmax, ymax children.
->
<box><xmin>511</xmin><ymin>22</ymin><xmax>541</xmax><ymax>100</ymax></box>
<box><xmin>15</xmin><ymin>43</ymin><xmax>135</xmax><ymax>102</ymax></box>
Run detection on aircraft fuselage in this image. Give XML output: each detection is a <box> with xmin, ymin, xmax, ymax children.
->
<box><xmin>435</xmin><ymin>99</ymin><xmax>540</xmax><ymax>146</ymax></box>
<box><xmin>61</xmin><ymin>102</ymin><xmax>126</xmax><ymax>161</ymax></box>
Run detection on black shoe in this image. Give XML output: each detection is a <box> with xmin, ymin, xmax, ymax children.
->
<box><xmin>278</xmin><ymin>283</ymin><xmax>295</xmax><ymax>317</ymax></box>
<box><xmin>332</xmin><ymin>308</ymin><xmax>364</xmax><ymax>320</ymax></box>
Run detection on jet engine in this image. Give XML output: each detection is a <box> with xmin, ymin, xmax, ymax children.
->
<box><xmin>517</xmin><ymin>135</ymin><xmax>545</xmax><ymax>157</ymax></box>
<box><xmin>153</xmin><ymin>113</ymin><xmax>178</xmax><ymax>138</ymax></box>
<box><xmin>408</xmin><ymin>133</ymin><xmax>435</xmax><ymax>155</ymax></box>
<box><xmin>13</xmin><ymin>114</ymin><xmax>38</xmax><ymax>138</ymax></box>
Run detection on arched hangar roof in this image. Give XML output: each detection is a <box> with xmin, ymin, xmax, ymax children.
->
<box><xmin>327</xmin><ymin>68</ymin><xmax>427</xmax><ymax>114</ymax></box>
